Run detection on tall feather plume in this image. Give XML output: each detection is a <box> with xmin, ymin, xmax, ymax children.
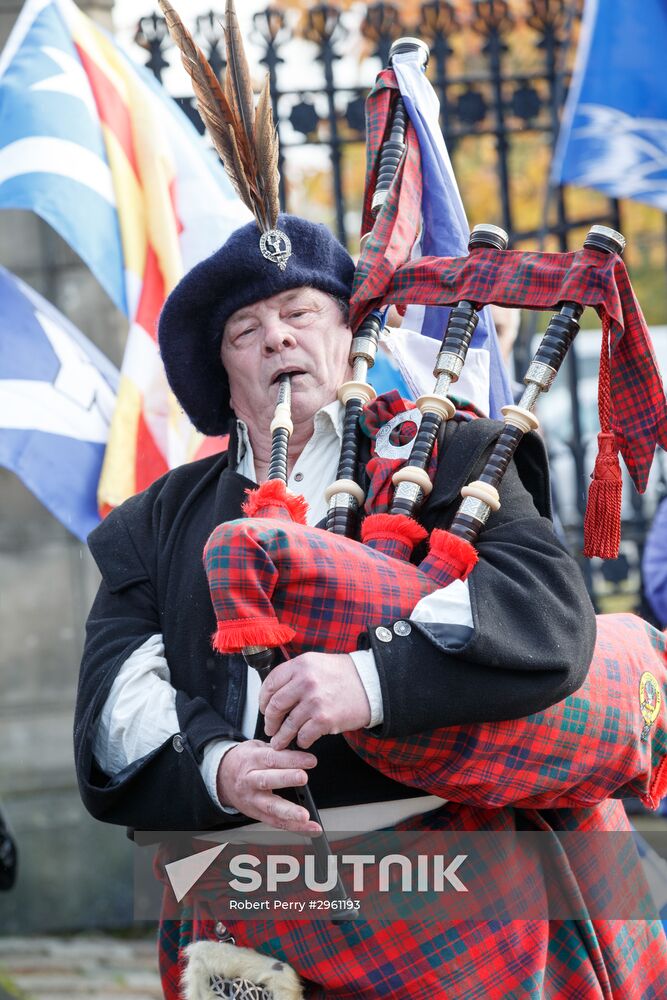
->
<box><xmin>157</xmin><ymin>0</ymin><xmax>280</xmax><ymax>233</ymax></box>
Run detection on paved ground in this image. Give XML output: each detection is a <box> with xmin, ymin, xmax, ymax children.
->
<box><xmin>0</xmin><ymin>934</ymin><xmax>163</xmax><ymax>999</ymax></box>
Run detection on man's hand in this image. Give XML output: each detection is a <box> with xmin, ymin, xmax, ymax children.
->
<box><xmin>259</xmin><ymin>652</ymin><xmax>372</xmax><ymax>751</ymax></box>
<box><xmin>216</xmin><ymin>740</ymin><xmax>321</xmax><ymax>834</ymax></box>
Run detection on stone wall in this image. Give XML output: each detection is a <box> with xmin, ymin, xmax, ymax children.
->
<box><xmin>0</xmin><ymin>0</ymin><xmax>135</xmax><ymax>932</ymax></box>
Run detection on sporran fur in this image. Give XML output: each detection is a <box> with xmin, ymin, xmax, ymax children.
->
<box><xmin>183</xmin><ymin>941</ymin><xmax>303</xmax><ymax>1000</ymax></box>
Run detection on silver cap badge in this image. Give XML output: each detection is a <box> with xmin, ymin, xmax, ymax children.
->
<box><xmin>259</xmin><ymin>228</ymin><xmax>292</xmax><ymax>270</ymax></box>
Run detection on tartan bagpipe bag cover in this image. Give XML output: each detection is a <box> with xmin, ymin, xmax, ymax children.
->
<box><xmin>204</xmin><ymin>505</ymin><xmax>667</xmax><ymax>811</ymax></box>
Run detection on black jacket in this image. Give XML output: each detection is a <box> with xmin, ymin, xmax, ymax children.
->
<box><xmin>74</xmin><ymin>419</ymin><xmax>596</xmax><ymax>831</ymax></box>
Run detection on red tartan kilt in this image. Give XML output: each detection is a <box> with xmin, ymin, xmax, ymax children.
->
<box><xmin>159</xmin><ymin>800</ymin><xmax>667</xmax><ymax>999</ymax></box>
<box><xmin>205</xmin><ymin>520</ymin><xmax>667</xmax><ymax>810</ymax></box>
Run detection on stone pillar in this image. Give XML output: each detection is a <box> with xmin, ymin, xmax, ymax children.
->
<box><xmin>0</xmin><ymin>0</ymin><xmax>134</xmax><ymax>933</ymax></box>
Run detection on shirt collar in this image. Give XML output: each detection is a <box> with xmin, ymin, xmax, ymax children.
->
<box><xmin>313</xmin><ymin>399</ymin><xmax>344</xmax><ymax>441</ymax></box>
<box><xmin>235</xmin><ymin>399</ymin><xmax>344</xmax><ymax>466</ymax></box>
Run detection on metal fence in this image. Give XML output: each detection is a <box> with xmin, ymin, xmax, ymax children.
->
<box><xmin>134</xmin><ymin>1</ymin><xmax>666</xmax><ymax>613</ymax></box>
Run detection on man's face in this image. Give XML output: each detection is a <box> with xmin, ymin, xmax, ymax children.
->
<box><xmin>221</xmin><ymin>287</ymin><xmax>353</xmax><ymax>433</ymax></box>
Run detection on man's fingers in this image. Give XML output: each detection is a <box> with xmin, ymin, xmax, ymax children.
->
<box><xmin>217</xmin><ymin>740</ymin><xmax>321</xmax><ymax>833</ymax></box>
<box><xmin>253</xmin><ymin>767</ymin><xmax>310</xmax><ymax>792</ymax></box>
<box><xmin>265</xmin><ymin>709</ymin><xmax>303</xmax><ymax>743</ymax></box>
<box><xmin>258</xmin><ymin>662</ymin><xmax>296</xmax><ymax>713</ymax></box>
<box><xmin>253</xmin><ymin>746</ymin><xmax>318</xmax><ymax>770</ymax></box>
<box><xmin>293</xmin><ymin>719</ymin><xmax>329</xmax><ymax>749</ymax></box>
<box><xmin>271</xmin><ymin>718</ymin><xmax>329</xmax><ymax>751</ymax></box>
<box><xmin>269</xmin><ymin>702</ymin><xmax>331</xmax><ymax>749</ymax></box>
<box><xmin>262</xmin><ymin>679</ymin><xmax>304</xmax><ymax>734</ymax></box>
<box><xmin>255</xmin><ymin>794</ymin><xmax>321</xmax><ymax>834</ymax></box>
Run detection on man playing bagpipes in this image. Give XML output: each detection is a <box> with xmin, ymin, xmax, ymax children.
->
<box><xmin>74</xmin><ymin>2</ymin><xmax>667</xmax><ymax>997</ymax></box>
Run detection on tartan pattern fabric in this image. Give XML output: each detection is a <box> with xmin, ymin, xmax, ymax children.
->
<box><xmin>358</xmin><ymin>390</ymin><xmax>480</xmax><ymax>517</ymax></box>
<box><xmin>360</xmin><ymin>512</ymin><xmax>428</xmax><ymax>562</ymax></box>
<box><xmin>354</xmin><ymin>71</ymin><xmax>422</xmax><ymax>323</ymax></box>
<box><xmin>358</xmin><ymin>391</ymin><xmax>481</xmax><ymax>569</ymax></box>
<box><xmin>359</xmin><ymin>391</ymin><xmax>434</xmax><ymax>516</ymax></box>
<box><xmin>418</xmin><ymin>526</ymin><xmax>479</xmax><ymax>584</ymax></box>
<box><xmin>158</xmin><ymin>799</ymin><xmax>667</xmax><ymax>999</ymax></box>
<box><xmin>204</xmin><ymin>517</ymin><xmax>435</xmax><ymax>655</ymax></box>
<box><xmin>346</xmin><ymin>613</ymin><xmax>667</xmax><ymax>811</ymax></box>
<box><xmin>159</xmin><ymin>912</ymin><xmax>197</xmax><ymax>1000</ymax></box>
<box><xmin>352</xmin><ymin>242</ymin><xmax>667</xmax><ymax>495</ymax></box>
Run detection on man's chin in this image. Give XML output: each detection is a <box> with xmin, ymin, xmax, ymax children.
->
<box><xmin>291</xmin><ymin>390</ymin><xmax>333</xmax><ymax>421</ymax></box>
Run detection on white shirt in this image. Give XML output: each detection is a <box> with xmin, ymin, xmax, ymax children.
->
<box><xmin>93</xmin><ymin>400</ymin><xmax>473</xmax><ymax>814</ymax></box>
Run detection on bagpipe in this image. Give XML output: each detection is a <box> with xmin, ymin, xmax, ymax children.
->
<box><xmin>155</xmin><ymin>6</ymin><xmax>667</xmax><ymax>999</ymax></box>
<box><xmin>202</xmin><ymin>35</ymin><xmax>667</xmax><ymax>828</ymax></box>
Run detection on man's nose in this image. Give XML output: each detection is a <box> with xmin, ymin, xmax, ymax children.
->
<box><xmin>262</xmin><ymin>320</ymin><xmax>297</xmax><ymax>354</ymax></box>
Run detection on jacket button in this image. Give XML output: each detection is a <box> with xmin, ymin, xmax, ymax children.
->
<box><xmin>394</xmin><ymin>620</ymin><xmax>412</xmax><ymax>637</ymax></box>
<box><xmin>375</xmin><ymin>626</ymin><xmax>393</xmax><ymax>643</ymax></box>
<box><xmin>172</xmin><ymin>734</ymin><xmax>186</xmax><ymax>753</ymax></box>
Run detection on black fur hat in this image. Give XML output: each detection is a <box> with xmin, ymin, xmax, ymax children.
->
<box><xmin>158</xmin><ymin>214</ymin><xmax>355</xmax><ymax>436</ymax></box>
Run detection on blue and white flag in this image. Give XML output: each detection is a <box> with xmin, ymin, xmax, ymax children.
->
<box><xmin>0</xmin><ymin>0</ymin><xmax>127</xmax><ymax>312</ymax></box>
<box><xmin>390</xmin><ymin>51</ymin><xmax>513</xmax><ymax>419</ymax></box>
<box><xmin>0</xmin><ymin>0</ymin><xmax>249</xmax><ymax>508</ymax></box>
<box><xmin>552</xmin><ymin>0</ymin><xmax>667</xmax><ymax>210</ymax></box>
<box><xmin>0</xmin><ymin>266</ymin><xmax>118</xmax><ymax>541</ymax></box>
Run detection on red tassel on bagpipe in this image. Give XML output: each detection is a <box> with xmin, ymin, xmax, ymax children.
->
<box><xmin>583</xmin><ymin>432</ymin><xmax>622</xmax><ymax>559</ymax></box>
<box><xmin>584</xmin><ymin>315</ymin><xmax>622</xmax><ymax>559</ymax></box>
<box><xmin>242</xmin><ymin>479</ymin><xmax>309</xmax><ymax>525</ymax></box>
<box><xmin>421</xmin><ymin>527</ymin><xmax>478</xmax><ymax>583</ymax></box>
<box><xmin>361</xmin><ymin>516</ymin><xmax>478</xmax><ymax>586</ymax></box>
<box><xmin>361</xmin><ymin>512</ymin><xmax>428</xmax><ymax>561</ymax></box>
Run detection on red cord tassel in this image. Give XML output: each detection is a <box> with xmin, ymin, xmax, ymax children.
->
<box><xmin>583</xmin><ymin>313</ymin><xmax>622</xmax><ymax>560</ymax></box>
<box><xmin>242</xmin><ymin>480</ymin><xmax>309</xmax><ymax>524</ymax></box>
<box><xmin>583</xmin><ymin>432</ymin><xmax>622</xmax><ymax>559</ymax></box>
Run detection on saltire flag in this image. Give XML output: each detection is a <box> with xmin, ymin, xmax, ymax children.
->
<box><xmin>360</xmin><ymin>50</ymin><xmax>513</xmax><ymax>419</ymax></box>
<box><xmin>0</xmin><ymin>0</ymin><xmax>250</xmax><ymax>513</ymax></box>
<box><xmin>0</xmin><ymin>265</ymin><xmax>118</xmax><ymax>542</ymax></box>
<box><xmin>370</xmin><ymin>326</ymin><xmax>492</xmax><ymax>417</ymax></box>
<box><xmin>552</xmin><ymin>0</ymin><xmax>667</xmax><ymax>210</ymax></box>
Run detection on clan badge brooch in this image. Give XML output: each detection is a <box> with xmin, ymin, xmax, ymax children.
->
<box><xmin>639</xmin><ymin>671</ymin><xmax>661</xmax><ymax>743</ymax></box>
<box><xmin>260</xmin><ymin>229</ymin><xmax>292</xmax><ymax>271</ymax></box>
